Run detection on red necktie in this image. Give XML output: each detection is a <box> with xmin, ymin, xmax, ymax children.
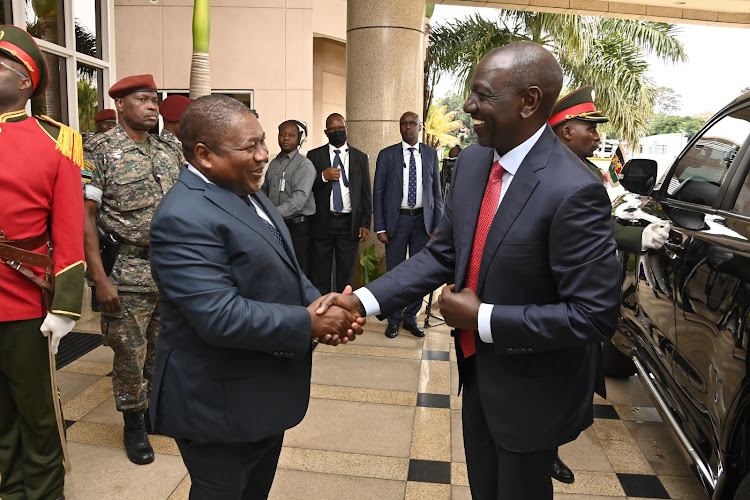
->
<box><xmin>459</xmin><ymin>160</ymin><xmax>504</xmax><ymax>357</ymax></box>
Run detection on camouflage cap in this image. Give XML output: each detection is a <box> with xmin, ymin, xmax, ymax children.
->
<box><xmin>0</xmin><ymin>25</ymin><xmax>49</xmax><ymax>99</ymax></box>
<box><xmin>549</xmin><ymin>85</ymin><xmax>609</xmax><ymax>128</ymax></box>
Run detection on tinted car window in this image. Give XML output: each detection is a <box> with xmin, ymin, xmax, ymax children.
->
<box><xmin>666</xmin><ymin>112</ymin><xmax>750</xmax><ymax>206</ymax></box>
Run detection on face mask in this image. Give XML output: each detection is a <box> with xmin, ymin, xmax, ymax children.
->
<box><xmin>327</xmin><ymin>130</ymin><xmax>347</xmax><ymax>147</ymax></box>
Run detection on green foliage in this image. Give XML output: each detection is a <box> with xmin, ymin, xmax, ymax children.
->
<box><xmin>77</xmin><ymin>79</ymin><xmax>98</xmax><ymax>133</ymax></box>
<box><xmin>428</xmin><ymin>11</ymin><xmax>687</xmax><ymax>144</ymax></box>
<box><xmin>425</xmin><ymin>104</ymin><xmax>463</xmax><ymax>149</ymax></box>
<box><xmin>649</xmin><ymin>115</ymin><xmax>705</xmax><ymax>139</ymax></box>
<box><xmin>360</xmin><ymin>244</ymin><xmax>384</xmax><ymax>285</ymax></box>
<box><xmin>436</xmin><ymin>92</ymin><xmax>477</xmax><ymax>145</ymax></box>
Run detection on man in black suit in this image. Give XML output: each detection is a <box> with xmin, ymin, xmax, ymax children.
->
<box><xmin>318</xmin><ymin>42</ymin><xmax>621</xmax><ymax>500</ymax></box>
<box><xmin>373</xmin><ymin>111</ymin><xmax>443</xmax><ymax>338</ymax></box>
<box><xmin>149</xmin><ymin>96</ymin><xmax>363</xmax><ymax>499</ymax></box>
<box><xmin>307</xmin><ymin>113</ymin><xmax>372</xmax><ymax>294</ymax></box>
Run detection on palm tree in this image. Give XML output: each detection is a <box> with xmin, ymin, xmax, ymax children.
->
<box><xmin>424</xmin><ymin>104</ymin><xmax>463</xmax><ymax>149</ymax></box>
<box><xmin>77</xmin><ymin>79</ymin><xmax>97</xmax><ymax>133</ymax></box>
<box><xmin>189</xmin><ymin>0</ymin><xmax>211</xmax><ymax>98</ymax></box>
<box><xmin>428</xmin><ymin>12</ymin><xmax>687</xmax><ymax>144</ymax></box>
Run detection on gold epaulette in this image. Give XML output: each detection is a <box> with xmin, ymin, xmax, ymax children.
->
<box><xmin>36</xmin><ymin>115</ymin><xmax>84</xmax><ymax>168</ymax></box>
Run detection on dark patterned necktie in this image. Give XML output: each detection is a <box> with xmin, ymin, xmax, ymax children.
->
<box><xmin>243</xmin><ymin>195</ymin><xmax>286</xmax><ymax>250</ymax></box>
<box><xmin>407</xmin><ymin>147</ymin><xmax>417</xmax><ymax>208</ymax></box>
<box><xmin>459</xmin><ymin>160</ymin><xmax>504</xmax><ymax>357</ymax></box>
<box><xmin>331</xmin><ymin>149</ymin><xmax>349</xmax><ymax>212</ymax></box>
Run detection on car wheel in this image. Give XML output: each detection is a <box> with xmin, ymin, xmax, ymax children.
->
<box><xmin>603</xmin><ymin>339</ymin><xmax>636</xmax><ymax>378</ymax></box>
<box><xmin>734</xmin><ymin>473</ymin><xmax>750</xmax><ymax>500</ymax></box>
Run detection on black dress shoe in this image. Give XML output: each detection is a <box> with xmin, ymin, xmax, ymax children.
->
<box><xmin>385</xmin><ymin>324</ymin><xmax>399</xmax><ymax>338</ymax></box>
<box><xmin>403</xmin><ymin>322</ymin><xmax>425</xmax><ymax>338</ymax></box>
<box><xmin>551</xmin><ymin>455</ymin><xmax>574</xmax><ymax>483</ymax></box>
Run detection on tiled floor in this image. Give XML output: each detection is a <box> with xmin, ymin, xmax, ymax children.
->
<box><xmin>50</xmin><ymin>290</ymin><xmax>709</xmax><ymax>499</ymax></box>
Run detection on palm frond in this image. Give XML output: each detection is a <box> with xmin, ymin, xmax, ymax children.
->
<box><xmin>598</xmin><ymin>19</ymin><xmax>687</xmax><ymax>63</ymax></box>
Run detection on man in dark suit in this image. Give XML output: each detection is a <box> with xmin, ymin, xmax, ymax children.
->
<box><xmin>149</xmin><ymin>96</ymin><xmax>363</xmax><ymax>499</ymax></box>
<box><xmin>317</xmin><ymin>42</ymin><xmax>621</xmax><ymax>500</ymax></box>
<box><xmin>307</xmin><ymin>113</ymin><xmax>372</xmax><ymax>294</ymax></box>
<box><xmin>373</xmin><ymin>111</ymin><xmax>443</xmax><ymax>338</ymax></box>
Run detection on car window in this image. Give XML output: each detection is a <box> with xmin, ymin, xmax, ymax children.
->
<box><xmin>665</xmin><ymin>111</ymin><xmax>750</xmax><ymax>206</ymax></box>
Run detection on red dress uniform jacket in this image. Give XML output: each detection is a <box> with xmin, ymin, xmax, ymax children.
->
<box><xmin>0</xmin><ymin>110</ymin><xmax>85</xmax><ymax>322</ymax></box>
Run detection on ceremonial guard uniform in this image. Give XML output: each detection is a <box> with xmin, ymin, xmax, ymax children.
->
<box><xmin>0</xmin><ymin>25</ymin><xmax>85</xmax><ymax>500</ymax></box>
<box><xmin>549</xmin><ymin>86</ymin><xmax>663</xmax><ymax>254</ymax></box>
<box><xmin>83</xmin><ymin>74</ymin><xmax>182</xmax><ymax>464</ymax></box>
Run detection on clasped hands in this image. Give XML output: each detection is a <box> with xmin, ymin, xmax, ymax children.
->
<box><xmin>307</xmin><ymin>285</ymin><xmax>367</xmax><ymax>346</ymax></box>
<box><xmin>312</xmin><ymin>283</ymin><xmax>482</xmax><ymax>339</ymax></box>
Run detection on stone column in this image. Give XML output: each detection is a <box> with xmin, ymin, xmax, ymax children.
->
<box><xmin>346</xmin><ymin>0</ymin><xmax>426</xmax><ymax>285</ymax></box>
<box><xmin>346</xmin><ymin>0</ymin><xmax>426</xmax><ymax>160</ymax></box>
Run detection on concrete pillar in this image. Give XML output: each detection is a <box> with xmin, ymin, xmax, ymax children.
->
<box><xmin>346</xmin><ymin>0</ymin><xmax>426</xmax><ymax>161</ymax></box>
<box><xmin>346</xmin><ymin>0</ymin><xmax>426</xmax><ymax>285</ymax></box>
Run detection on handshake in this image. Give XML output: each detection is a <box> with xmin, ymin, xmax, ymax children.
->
<box><xmin>306</xmin><ymin>285</ymin><xmax>367</xmax><ymax>346</ymax></box>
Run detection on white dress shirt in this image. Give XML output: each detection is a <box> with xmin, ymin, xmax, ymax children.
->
<box><xmin>324</xmin><ymin>142</ymin><xmax>352</xmax><ymax>213</ymax></box>
<box><xmin>401</xmin><ymin>141</ymin><xmax>423</xmax><ymax>209</ymax></box>
<box><xmin>355</xmin><ymin>124</ymin><xmax>547</xmax><ymax>344</ymax></box>
<box><xmin>187</xmin><ymin>163</ymin><xmax>275</xmax><ymax>226</ymax></box>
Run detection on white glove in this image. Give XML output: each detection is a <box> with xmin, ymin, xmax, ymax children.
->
<box><xmin>40</xmin><ymin>313</ymin><xmax>76</xmax><ymax>355</ymax></box>
<box><xmin>641</xmin><ymin>222</ymin><xmax>670</xmax><ymax>251</ymax></box>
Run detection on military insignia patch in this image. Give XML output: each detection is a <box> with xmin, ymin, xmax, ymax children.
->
<box><xmin>83</xmin><ymin>159</ymin><xmax>96</xmax><ymax>172</ymax></box>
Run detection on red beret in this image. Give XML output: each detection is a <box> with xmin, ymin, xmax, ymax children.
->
<box><xmin>109</xmin><ymin>74</ymin><xmax>157</xmax><ymax>99</ymax></box>
<box><xmin>93</xmin><ymin>109</ymin><xmax>116</xmax><ymax>122</ymax></box>
<box><xmin>159</xmin><ymin>95</ymin><xmax>192</xmax><ymax>122</ymax></box>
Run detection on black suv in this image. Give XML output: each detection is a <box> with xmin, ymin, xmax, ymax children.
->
<box><xmin>608</xmin><ymin>91</ymin><xmax>750</xmax><ymax>500</ymax></box>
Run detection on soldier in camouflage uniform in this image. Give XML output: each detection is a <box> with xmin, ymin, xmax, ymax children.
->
<box><xmin>82</xmin><ymin>74</ymin><xmax>181</xmax><ymax>465</ymax></box>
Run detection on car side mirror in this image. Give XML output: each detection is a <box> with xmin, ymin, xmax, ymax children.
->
<box><xmin>620</xmin><ymin>159</ymin><xmax>657</xmax><ymax>195</ymax></box>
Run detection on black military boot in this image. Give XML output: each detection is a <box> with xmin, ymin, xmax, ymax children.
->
<box><xmin>123</xmin><ymin>411</ymin><xmax>154</xmax><ymax>465</ymax></box>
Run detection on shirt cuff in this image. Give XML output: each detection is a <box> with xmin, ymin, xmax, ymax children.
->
<box><xmin>321</xmin><ymin>173</ymin><xmax>328</xmax><ymax>182</ymax></box>
<box><xmin>477</xmin><ymin>303</ymin><xmax>494</xmax><ymax>343</ymax></box>
<box><xmin>376</xmin><ymin>230</ymin><xmax>386</xmax><ymax>234</ymax></box>
<box><xmin>353</xmin><ymin>288</ymin><xmax>380</xmax><ymax>317</ymax></box>
<box><xmin>84</xmin><ymin>185</ymin><xmax>103</xmax><ymax>206</ymax></box>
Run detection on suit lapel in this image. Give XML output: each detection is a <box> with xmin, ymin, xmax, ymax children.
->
<box><xmin>252</xmin><ymin>192</ymin><xmax>297</xmax><ymax>269</ymax></box>
<box><xmin>475</xmin><ymin>128</ymin><xmax>556</xmax><ymax>294</ymax></box>
<box><xmin>396</xmin><ymin>145</ymin><xmax>404</xmax><ymax>199</ymax></box>
<box><xmin>202</xmin><ymin>185</ymin><xmax>295</xmax><ymax>271</ymax></box>
<box><xmin>420</xmin><ymin>144</ymin><xmax>431</xmax><ymax>198</ymax></box>
<box><xmin>475</xmin><ymin>164</ymin><xmax>539</xmax><ymax>295</ymax></box>
<box><xmin>455</xmin><ymin>148</ymin><xmax>494</xmax><ymax>289</ymax></box>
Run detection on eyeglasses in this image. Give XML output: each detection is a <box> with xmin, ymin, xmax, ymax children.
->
<box><xmin>0</xmin><ymin>60</ymin><xmax>30</xmax><ymax>80</ymax></box>
<box><xmin>400</xmin><ymin>120</ymin><xmax>421</xmax><ymax>127</ymax></box>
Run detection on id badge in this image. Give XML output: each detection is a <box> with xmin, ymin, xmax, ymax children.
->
<box><xmin>280</xmin><ymin>173</ymin><xmax>286</xmax><ymax>193</ymax></box>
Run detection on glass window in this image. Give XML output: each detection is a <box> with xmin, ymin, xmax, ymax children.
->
<box><xmin>31</xmin><ymin>51</ymin><xmax>68</xmax><ymax>124</ymax></box>
<box><xmin>665</xmin><ymin>111</ymin><xmax>750</xmax><ymax>206</ymax></box>
<box><xmin>73</xmin><ymin>0</ymin><xmax>101</xmax><ymax>59</ymax></box>
<box><xmin>77</xmin><ymin>62</ymin><xmax>103</xmax><ymax>135</ymax></box>
<box><xmin>1</xmin><ymin>0</ymin><xmax>12</xmax><ymax>24</ymax></box>
<box><xmin>25</xmin><ymin>0</ymin><xmax>66</xmax><ymax>47</ymax></box>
